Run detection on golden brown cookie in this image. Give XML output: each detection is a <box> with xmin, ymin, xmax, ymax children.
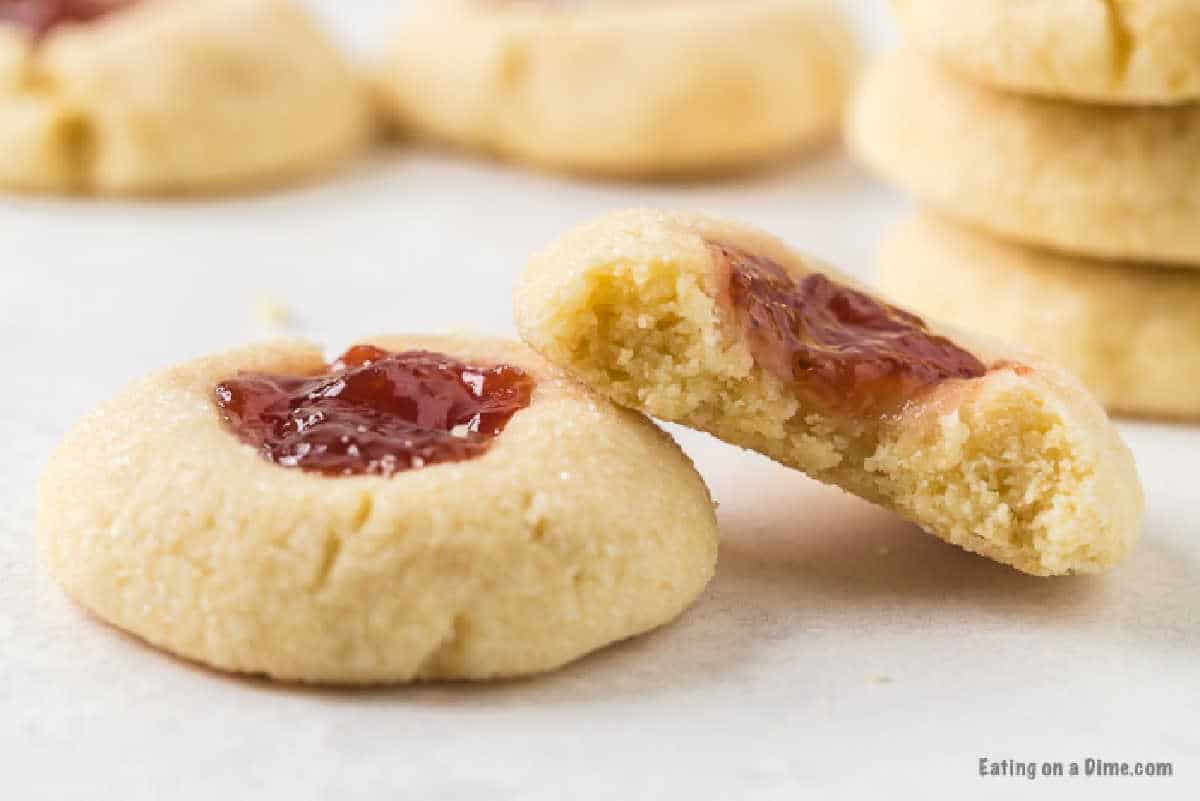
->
<box><xmin>0</xmin><ymin>0</ymin><xmax>370</xmax><ymax>194</ymax></box>
<box><xmin>893</xmin><ymin>0</ymin><xmax>1200</xmax><ymax>105</ymax></box>
<box><xmin>37</xmin><ymin>336</ymin><xmax>718</xmax><ymax>683</ymax></box>
<box><xmin>848</xmin><ymin>49</ymin><xmax>1200</xmax><ymax>267</ymax></box>
<box><xmin>375</xmin><ymin>0</ymin><xmax>856</xmax><ymax>176</ymax></box>
<box><xmin>516</xmin><ymin>209</ymin><xmax>1143</xmax><ymax>576</ymax></box>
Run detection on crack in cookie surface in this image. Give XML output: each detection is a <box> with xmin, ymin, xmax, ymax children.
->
<box><xmin>1100</xmin><ymin>0</ymin><xmax>1133</xmax><ymax>82</ymax></box>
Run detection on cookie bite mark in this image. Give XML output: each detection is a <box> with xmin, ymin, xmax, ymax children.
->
<box><xmin>0</xmin><ymin>0</ymin><xmax>135</xmax><ymax>38</ymax></box>
<box><xmin>711</xmin><ymin>241</ymin><xmax>985</xmax><ymax>416</ymax></box>
<box><xmin>215</xmin><ymin>345</ymin><xmax>535</xmax><ymax>477</ymax></box>
<box><xmin>990</xmin><ymin>361</ymin><xmax>1034</xmax><ymax>378</ymax></box>
<box><xmin>514</xmin><ymin>210</ymin><xmax>1143</xmax><ymax>576</ymax></box>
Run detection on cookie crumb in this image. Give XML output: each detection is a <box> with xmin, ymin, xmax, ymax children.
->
<box><xmin>866</xmin><ymin>673</ymin><xmax>893</xmax><ymax>685</ymax></box>
<box><xmin>253</xmin><ymin>296</ymin><xmax>294</xmax><ymax>332</ymax></box>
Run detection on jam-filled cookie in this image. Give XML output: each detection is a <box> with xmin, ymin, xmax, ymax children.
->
<box><xmin>36</xmin><ymin>336</ymin><xmax>717</xmax><ymax>683</ymax></box>
<box><xmin>848</xmin><ymin>49</ymin><xmax>1200</xmax><ymax>267</ymax></box>
<box><xmin>880</xmin><ymin>213</ymin><xmax>1200</xmax><ymax>421</ymax></box>
<box><xmin>375</xmin><ymin>0</ymin><xmax>856</xmax><ymax>177</ymax></box>
<box><xmin>892</xmin><ymin>0</ymin><xmax>1200</xmax><ymax>105</ymax></box>
<box><xmin>0</xmin><ymin>0</ymin><xmax>370</xmax><ymax>194</ymax></box>
<box><xmin>515</xmin><ymin>209</ymin><xmax>1143</xmax><ymax>576</ymax></box>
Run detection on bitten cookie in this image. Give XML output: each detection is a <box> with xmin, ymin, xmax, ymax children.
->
<box><xmin>892</xmin><ymin>0</ymin><xmax>1200</xmax><ymax>105</ymax></box>
<box><xmin>37</xmin><ymin>336</ymin><xmax>718</xmax><ymax>683</ymax></box>
<box><xmin>375</xmin><ymin>0</ymin><xmax>856</xmax><ymax>176</ymax></box>
<box><xmin>847</xmin><ymin>49</ymin><xmax>1200</xmax><ymax>267</ymax></box>
<box><xmin>0</xmin><ymin>0</ymin><xmax>370</xmax><ymax>194</ymax></box>
<box><xmin>880</xmin><ymin>212</ymin><xmax>1200</xmax><ymax>421</ymax></box>
<box><xmin>515</xmin><ymin>209</ymin><xmax>1143</xmax><ymax>576</ymax></box>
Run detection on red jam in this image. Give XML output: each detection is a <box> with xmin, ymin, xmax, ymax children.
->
<box><xmin>713</xmin><ymin>242</ymin><xmax>986</xmax><ymax>415</ymax></box>
<box><xmin>214</xmin><ymin>346</ymin><xmax>535</xmax><ymax>477</ymax></box>
<box><xmin>0</xmin><ymin>0</ymin><xmax>134</xmax><ymax>37</ymax></box>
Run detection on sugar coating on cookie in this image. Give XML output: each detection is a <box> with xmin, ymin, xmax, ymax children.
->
<box><xmin>0</xmin><ymin>0</ymin><xmax>370</xmax><ymax>194</ymax></box>
<box><xmin>847</xmin><ymin>49</ymin><xmax>1200</xmax><ymax>267</ymax></box>
<box><xmin>892</xmin><ymin>0</ymin><xmax>1200</xmax><ymax>105</ymax></box>
<box><xmin>879</xmin><ymin>212</ymin><xmax>1200</xmax><ymax>422</ymax></box>
<box><xmin>515</xmin><ymin>209</ymin><xmax>1143</xmax><ymax>576</ymax></box>
<box><xmin>37</xmin><ymin>336</ymin><xmax>718</xmax><ymax>683</ymax></box>
<box><xmin>375</xmin><ymin>0</ymin><xmax>857</xmax><ymax>176</ymax></box>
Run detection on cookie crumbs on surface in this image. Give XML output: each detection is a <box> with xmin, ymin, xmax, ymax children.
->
<box><xmin>253</xmin><ymin>296</ymin><xmax>294</xmax><ymax>332</ymax></box>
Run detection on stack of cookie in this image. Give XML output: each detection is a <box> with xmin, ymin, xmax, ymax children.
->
<box><xmin>848</xmin><ymin>0</ymin><xmax>1200</xmax><ymax>421</ymax></box>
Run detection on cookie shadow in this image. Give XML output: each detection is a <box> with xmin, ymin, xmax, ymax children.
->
<box><xmin>280</xmin><ymin>470</ymin><xmax>1126</xmax><ymax>707</ymax></box>
<box><xmin>72</xmin><ymin>451</ymin><xmax>1196</xmax><ymax>706</ymax></box>
<box><xmin>368</xmin><ymin>134</ymin><xmax>848</xmax><ymax>191</ymax></box>
<box><xmin>706</xmin><ymin>461</ymin><xmax>1200</xmax><ymax>657</ymax></box>
<box><xmin>714</xmin><ymin>475</ymin><xmax>1113</xmax><ymax>618</ymax></box>
<box><xmin>1092</xmin><ymin>507</ymin><xmax>1200</xmax><ymax>655</ymax></box>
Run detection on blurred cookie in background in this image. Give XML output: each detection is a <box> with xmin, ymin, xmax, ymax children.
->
<box><xmin>375</xmin><ymin>0</ymin><xmax>857</xmax><ymax>178</ymax></box>
<box><xmin>0</xmin><ymin>0</ymin><xmax>371</xmax><ymax>195</ymax></box>
<box><xmin>892</xmin><ymin>0</ymin><xmax>1200</xmax><ymax>105</ymax></box>
<box><xmin>848</xmin><ymin>48</ymin><xmax>1200</xmax><ymax>268</ymax></box>
<box><xmin>880</xmin><ymin>212</ymin><xmax>1200</xmax><ymax>421</ymax></box>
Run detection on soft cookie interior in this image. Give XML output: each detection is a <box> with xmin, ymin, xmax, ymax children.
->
<box><xmin>515</xmin><ymin>210</ymin><xmax>1143</xmax><ymax>576</ymax></box>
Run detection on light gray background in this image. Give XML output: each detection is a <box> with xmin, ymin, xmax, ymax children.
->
<box><xmin>2</xmin><ymin>2</ymin><xmax>1196</xmax><ymax>799</ymax></box>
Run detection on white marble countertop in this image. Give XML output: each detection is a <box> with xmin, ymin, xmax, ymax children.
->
<box><xmin>2</xmin><ymin>2</ymin><xmax>1196</xmax><ymax>799</ymax></box>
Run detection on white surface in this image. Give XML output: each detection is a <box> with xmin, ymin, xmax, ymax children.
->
<box><xmin>2</xmin><ymin>2</ymin><xmax>1197</xmax><ymax>799</ymax></box>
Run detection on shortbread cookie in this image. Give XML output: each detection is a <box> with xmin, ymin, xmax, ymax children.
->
<box><xmin>879</xmin><ymin>213</ymin><xmax>1200</xmax><ymax>421</ymax></box>
<box><xmin>375</xmin><ymin>0</ymin><xmax>856</xmax><ymax>176</ymax></box>
<box><xmin>515</xmin><ymin>209</ymin><xmax>1143</xmax><ymax>576</ymax></box>
<box><xmin>848</xmin><ymin>49</ymin><xmax>1200</xmax><ymax>267</ymax></box>
<box><xmin>37</xmin><ymin>336</ymin><xmax>717</xmax><ymax>683</ymax></box>
<box><xmin>0</xmin><ymin>0</ymin><xmax>370</xmax><ymax>194</ymax></box>
<box><xmin>893</xmin><ymin>0</ymin><xmax>1200</xmax><ymax>105</ymax></box>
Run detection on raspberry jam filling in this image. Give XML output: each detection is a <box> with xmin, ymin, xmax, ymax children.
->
<box><xmin>0</xmin><ymin>0</ymin><xmax>134</xmax><ymax>37</ymax></box>
<box><xmin>713</xmin><ymin>241</ymin><xmax>986</xmax><ymax>415</ymax></box>
<box><xmin>215</xmin><ymin>345</ymin><xmax>535</xmax><ymax>477</ymax></box>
